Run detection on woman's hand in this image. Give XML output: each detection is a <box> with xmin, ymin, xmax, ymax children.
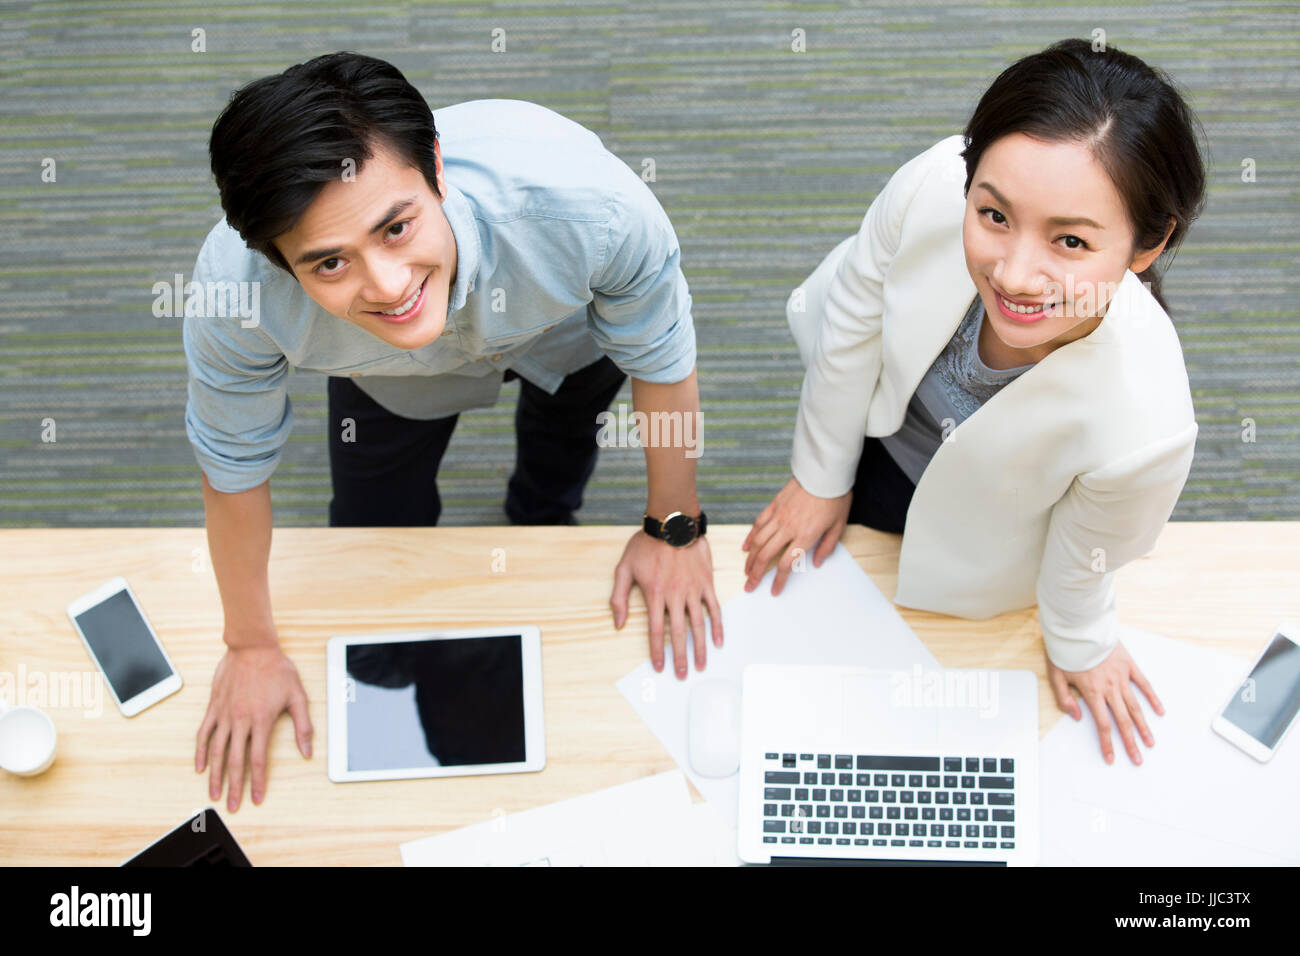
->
<box><xmin>1046</xmin><ymin>641</ymin><xmax>1165</xmax><ymax>765</ymax></box>
<box><xmin>741</xmin><ymin>476</ymin><xmax>852</xmax><ymax>596</ymax></box>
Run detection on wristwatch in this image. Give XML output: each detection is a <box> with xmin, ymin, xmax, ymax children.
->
<box><xmin>643</xmin><ymin>511</ymin><xmax>707</xmax><ymax>548</ymax></box>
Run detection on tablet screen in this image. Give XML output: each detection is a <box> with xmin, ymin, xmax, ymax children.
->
<box><xmin>344</xmin><ymin>634</ymin><xmax>526</xmax><ymax>771</ymax></box>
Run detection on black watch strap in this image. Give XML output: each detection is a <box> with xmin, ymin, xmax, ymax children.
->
<box><xmin>643</xmin><ymin>511</ymin><xmax>707</xmax><ymax>547</ymax></box>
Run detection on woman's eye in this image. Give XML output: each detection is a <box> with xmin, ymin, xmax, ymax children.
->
<box><xmin>317</xmin><ymin>258</ymin><xmax>341</xmax><ymax>276</ymax></box>
<box><xmin>1061</xmin><ymin>235</ymin><xmax>1089</xmax><ymax>251</ymax></box>
<box><xmin>980</xmin><ymin>207</ymin><xmax>1006</xmax><ymax>225</ymax></box>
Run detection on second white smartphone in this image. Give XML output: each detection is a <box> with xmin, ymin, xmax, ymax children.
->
<box><xmin>1211</xmin><ymin>623</ymin><xmax>1300</xmax><ymax>762</ymax></box>
<box><xmin>66</xmin><ymin>577</ymin><xmax>182</xmax><ymax>717</ymax></box>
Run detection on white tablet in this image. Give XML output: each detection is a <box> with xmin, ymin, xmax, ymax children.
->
<box><xmin>326</xmin><ymin>627</ymin><xmax>545</xmax><ymax>783</ymax></box>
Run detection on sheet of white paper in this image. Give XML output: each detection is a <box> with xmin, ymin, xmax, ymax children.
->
<box><xmin>616</xmin><ymin>544</ymin><xmax>939</xmax><ymax>826</ymax></box>
<box><xmin>399</xmin><ymin>770</ymin><xmax>736</xmax><ymax>866</ymax></box>
<box><xmin>1039</xmin><ymin>625</ymin><xmax>1300</xmax><ymax>866</ymax></box>
<box><xmin>680</xmin><ymin>799</ymin><xmax>743</xmax><ymax>867</ymax></box>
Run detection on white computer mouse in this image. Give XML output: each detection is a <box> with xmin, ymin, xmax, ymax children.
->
<box><xmin>687</xmin><ymin>679</ymin><xmax>742</xmax><ymax>779</ymax></box>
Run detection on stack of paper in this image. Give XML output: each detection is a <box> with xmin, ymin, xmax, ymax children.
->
<box><xmin>616</xmin><ymin>544</ymin><xmax>939</xmax><ymax>825</ymax></box>
<box><xmin>1039</xmin><ymin>626</ymin><xmax>1300</xmax><ymax>866</ymax></box>
<box><xmin>399</xmin><ymin>770</ymin><xmax>739</xmax><ymax>866</ymax></box>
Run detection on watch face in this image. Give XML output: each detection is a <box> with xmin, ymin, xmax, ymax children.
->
<box><xmin>662</xmin><ymin>513</ymin><xmax>698</xmax><ymax>547</ymax></box>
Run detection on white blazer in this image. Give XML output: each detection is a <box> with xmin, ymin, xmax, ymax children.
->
<box><xmin>787</xmin><ymin>135</ymin><xmax>1198</xmax><ymax>672</ymax></box>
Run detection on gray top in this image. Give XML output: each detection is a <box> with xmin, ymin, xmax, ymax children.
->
<box><xmin>879</xmin><ymin>295</ymin><xmax>1036</xmax><ymax>485</ymax></box>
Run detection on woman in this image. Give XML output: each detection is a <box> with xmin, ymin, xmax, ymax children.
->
<box><xmin>742</xmin><ymin>39</ymin><xmax>1207</xmax><ymax>767</ymax></box>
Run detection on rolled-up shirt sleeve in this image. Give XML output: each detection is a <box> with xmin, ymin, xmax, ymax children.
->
<box><xmin>586</xmin><ymin>186</ymin><xmax>696</xmax><ymax>384</ymax></box>
<box><xmin>1036</xmin><ymin>422</ymin><xmax>1198</xmax><ymax>671</ymax></box>
<box><xmin>182</xmin><ymin>246</ymin><xmax>293</xmax><ymax>493</ymax></box>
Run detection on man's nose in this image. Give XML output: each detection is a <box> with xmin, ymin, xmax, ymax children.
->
<box><xmin>363</xmin><ymin>261</ymin><xmax>412</xmax><ymax>307</ymax></box>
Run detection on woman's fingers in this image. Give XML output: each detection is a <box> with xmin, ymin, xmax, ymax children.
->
<box><xmin>1128</xmin><ymin>657</ymin><xmax>1165</xmax><ymax>716</ymax></box>
<box><xmin>744</xmin><ymin>521</ymin><xmax>788</xmax><ymax>589</ymax></box>
<box><xmin>1107</xmin><ymin>684</ymin><xmax>1143</xmax><ymax>765</ymax></box>
<box><xmin>1121</xmin><ymin>682</ymin><xmax>1155</xmax><ymax>749</ymax></box>
<box><xmin>1048</xmin><ymin>667</ymin><xmax>1080</xmax><ymax>720</ymax></box>
<box><xmin>1082</xmin><ymin>690</ymin><xmax>1115</xmax><ymax>763</ymax></box>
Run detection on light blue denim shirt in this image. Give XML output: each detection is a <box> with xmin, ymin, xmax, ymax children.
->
<box><xmin>184</xmin><ymin>98</ymin><xmax>696</xmax><ymax>493</ymax></box>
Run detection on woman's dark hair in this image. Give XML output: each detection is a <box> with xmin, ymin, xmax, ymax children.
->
<box><xmin>209</xmin><ymin>52</ymin><xmax>441</xmax><ymax>275</ymax></box>
<box><xmin>961</xmin><ymin>38</ymin><xmax>1208</xmax><ymax>314</ymax></box>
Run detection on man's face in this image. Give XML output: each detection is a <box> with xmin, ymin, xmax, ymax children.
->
<box><xmin>961</xmin><ymin>132</ymin><xmax>1165</xmax><ymax>362</ymax></box>
<box><xmin>273</xmin><ymin>138</ymin><xmax>457</xmax><ymax>351</ymax></box>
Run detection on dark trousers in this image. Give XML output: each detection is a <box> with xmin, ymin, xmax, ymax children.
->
<box><xmin>846</xmin><ymin>435</ymin><xmax>917</xmax><ymax>534</ymax></box>
<box><xmin>327</xmin><ymin>357</ymin><xmax>627</xmax><ymax>527</ymax></box>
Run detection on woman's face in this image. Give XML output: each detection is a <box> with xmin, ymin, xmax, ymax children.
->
<box><xmin>962</xmin><ymin>133</ymin><xmax>1170</xmax><ymax>362</ymax></box>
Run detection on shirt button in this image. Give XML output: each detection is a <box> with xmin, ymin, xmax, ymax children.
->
<box><xmin>491</xmin><ymin>353</ymin><xmax>503</xmax><ymax>362</ymax></box>
<box><xmin>543</xmin><ymin>325</ymin><xmax>553</xmax><ymax>332</ymax></box>
<box><xmin>349</xmin><ymin>372</ymin><xmax>362</xmax><ymax>377</ymax></box>
<box><xmin>440</xmin><ymin>327</ymin><xmax>453</xmax><ymax>337</ymax></box>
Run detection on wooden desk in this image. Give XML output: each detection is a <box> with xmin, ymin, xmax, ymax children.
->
<box><xmin>1</xmin><ymin>523</ymin><xmax>1290</xmax><ymax>865</ymax></box>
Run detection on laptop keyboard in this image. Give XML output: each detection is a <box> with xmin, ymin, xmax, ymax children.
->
<box><xmin>760</xmin><ymin>753</ymin><xmax>1016</xmax><ymax>852</ymax></box>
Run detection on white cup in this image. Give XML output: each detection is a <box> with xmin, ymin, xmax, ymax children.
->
<box><xmin>0</xmin><ymin>699</ymin><xmax>58</xmax><ymax>776</ymax></box>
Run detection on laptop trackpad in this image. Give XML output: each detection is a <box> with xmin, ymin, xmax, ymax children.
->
<box><xmin>842</xmin><ymin>672</ymin><xmax>940</xmax><ymax>750</ymax></box>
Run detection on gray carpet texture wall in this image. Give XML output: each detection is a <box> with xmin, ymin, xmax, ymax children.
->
<box><xmin>2</xmin><ymin>0</ymin><xmax>1297</xmax><ymax>528</ymax></box>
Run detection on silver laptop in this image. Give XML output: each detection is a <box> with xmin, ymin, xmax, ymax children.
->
<box><xmin>738</xmin><ymin>664</ymin><xmax>1039</xmax><ymax>866</ymax></box>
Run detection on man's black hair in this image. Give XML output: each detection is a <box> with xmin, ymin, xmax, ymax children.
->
<box><xmin>209</xmin><ymin>51</ymin><xmax>441</xmax><ymax>275</ymax></box>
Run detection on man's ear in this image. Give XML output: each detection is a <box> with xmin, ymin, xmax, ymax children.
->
<box><xmin>1130</xmin><ymin>215</ymin><xmax>1176</xmax><ymax>274</ymax></box>
<box><xmin>433</xmin><ymin>136</ymin><xmax>447</xmax><ymax>201</ymax></box>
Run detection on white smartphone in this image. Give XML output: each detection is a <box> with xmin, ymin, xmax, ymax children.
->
<box><xmin>66</xmin><ymin>577</ymin><xmax>182</xmax><ymax>717</ymax></box>
<box><xmin>1211</xmin><ymin>623</ymin><xmax>1300</xmax><ymax>762</ymax></box>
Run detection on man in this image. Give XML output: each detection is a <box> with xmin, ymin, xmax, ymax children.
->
<box><xmin>186</xmin><ymin>52</ymin><xmax>721</xmax><ymax>812</ymax></box>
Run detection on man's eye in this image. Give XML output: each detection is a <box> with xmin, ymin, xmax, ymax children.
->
<box><xmin>317</xmin><ymin>258</ymin><xmax>341</xmax><ymax>275</ymax></box>
<box><xmin>387</xmin><ymin>221</ymin><xmax>409</xmax><ymax>238</ymax></box>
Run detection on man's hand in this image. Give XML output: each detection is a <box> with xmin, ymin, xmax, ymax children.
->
<box><xmin>1047</xmin><ymin>641</ymin><xmax>1164</xmax><ymax>765</ymax></box>
<box><xmin>742</xmin><ymin>475</ymin><xmax>852</xmax><ymax>595</ymax></box>
<box><xmin>610</xmin><ymin>530</ymin><xmax>723</xmax><ymax>679</ymax></box>
<box><xmin>195</xmin><ymin>643</ymin><xmax>314</xmax><ymax>811</ymax></box>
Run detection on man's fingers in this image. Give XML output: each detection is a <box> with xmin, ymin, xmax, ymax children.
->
<box><xmin>647</xmin><ymin>590</ymin><xmax>666</xmax><ymax>673</ymax></box>
<box><xmin>609</xmin><ymin>560</ymin><xmax>634</xmax><ymax>630</ymax></box>
<box><xmin>704</xmin><ymin>586</ymin><xmax>724</xmax><ymax>647</ymax></box>
<box><xmin>249</xmin><ymin>720</ymin><xmax>269</xmax><ymax>805</ymax></box>
<box><xmin>195</xmin><ymin>701</ymin><xmax>218</xmax><ymax>772</ymax></box>
<box><xmin>287</xmin><ymin>685</ymin><xmax>313</xmax><ymax>759</ymax></box>
<box><xmin>226</xmin><ymin>721</ymin><xmax>249</xmax><ymax>812</ymax></box>
<box><xmin>668</xmin><ymin>600</ymin><xmax>688</xmax><ymax>680</ymax></box>
<box><xmin>688</xmin><ymin>598</ymin><xmax>708</xmax><ymax>672</ymax></box>
<box><xmin>207</xmin><ymin>723</ymin><xmax>230</xmax><ymax>801</ymax></box>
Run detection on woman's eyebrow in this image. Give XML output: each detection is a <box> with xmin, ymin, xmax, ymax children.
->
<box><xmin>976</xmin><ymin>181</ymin><xmax>1105</xmax><ymax>230</ymax></box>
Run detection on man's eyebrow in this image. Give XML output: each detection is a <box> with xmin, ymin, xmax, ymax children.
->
<box><xmin>975</xmin><ymin>181</ymin><xmax>1105</xmax><ymax>230</ymax></box>
<box><xmin>292</xmin><ymin>197</ymin><xmax>419</xmax><ymax>267</ymax></box>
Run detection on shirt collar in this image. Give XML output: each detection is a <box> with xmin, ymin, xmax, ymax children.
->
<box><xmin>440</xmin><ymin>182</ymin><xmax>481</xmax><ymax>315</ymax></box>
